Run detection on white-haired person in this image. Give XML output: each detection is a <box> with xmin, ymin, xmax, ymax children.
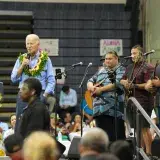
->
<box><xmin>79</xmin><ymin>127</ymin><xmax>109</xmax><ymax>160</ymax></box>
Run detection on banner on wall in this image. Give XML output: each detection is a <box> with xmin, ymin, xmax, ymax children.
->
<box><xmin>100</xmin><ymin>39</ymin><xmax>123</xmax><ymax>56</ymax></box>
<box><xmin>40</xmin><ymin>39</ymin><xmax>59</xmax><ymax>56</ymax></box>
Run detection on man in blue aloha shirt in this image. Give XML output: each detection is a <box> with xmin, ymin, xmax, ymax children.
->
<box><xmin>87</xmin><ymin>51</ymin><xmax>125</xmax><ymax>141</ymax></box>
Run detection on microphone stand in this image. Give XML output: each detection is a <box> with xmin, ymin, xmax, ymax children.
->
<box><xmin>79</xmin><ymin>64</ymin><xmax>91</xmax><ymax>137</ymax></box>
<box><xmin>108</xmin><ymin>70</ymin><xmax>118</xmax><ymax>140</ymax></box>
<box><xmin>54</xmin><ymin>65</ymin><xmax>81</xmax><ymax>137</ymax></box>
<box><xmin>107</xmin><ymin>60</ymin><xmax>127</xmax><ymax>141</ymax></box>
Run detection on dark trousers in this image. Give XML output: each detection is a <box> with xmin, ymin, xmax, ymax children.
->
<box><xmin>95</xmin><ymin>115</ymin><xmax>126</xmax><ymax>142</ymax></box>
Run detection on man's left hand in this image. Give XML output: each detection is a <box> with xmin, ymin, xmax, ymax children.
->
<box><xmin>145</xmin><ymin>80</ymin><xmax>153</xmax><ymax>91</ymax></box>
<box><xmin>152</xmin><ymin>76</ymin><xmax>160</xmax><ymax>87</ymax></box>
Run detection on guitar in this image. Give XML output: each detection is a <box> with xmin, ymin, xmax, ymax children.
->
<box><xmin>124</xmin><ymin>63</ymin><xmax>136</xmax><ymax>102</ymax></box>
<box><xmin>149</xmin><ymin>60</ymin><xmax>159</xmax><ymax>95</ymax></box>
<box><xmin>85</xmin><ymin>76</ymin><xmax>108</xmax><ymax>111</ymax></box>
<box><xmin>90</xmin><ymin>77</ymin><xmax>107</xmax><ymax>97</ymax></box>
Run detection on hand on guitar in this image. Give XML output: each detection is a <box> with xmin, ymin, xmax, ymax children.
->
<box><xmin>87</xmin><ymin>85</ymin><xmax>100</xmax><ymax>96</ymax></box>
<box><xmin>152</xmin><ymin>76</ymin><xmax>160</xmax><ymax>87</ymax></box>
<box><xmin>92</xmin><ymin>87</ymin><xmax>103</xmax><ymax>96</ymax></box>
<box><xmin>87</xmin><ymin>82</ymin><xmax>104</xmax><ymax>96</ymax></box>
<box><xmin>145</xmin><ymin>79</ymin><xmax>157</xmax><ymax>94</ymax></box>
<box><xmin>145</xmin><ymin>80</ymin><xmax>153</xmax><ymax>92</ymax></box>
<box><xmin>120</xmin><ymin>79</ymin><xmax>130</xmax><ymax>90</ymax></box>
<box><xmin>88</xmin><ymin>85</ymin><xmax>97</xmax><ymax>92</ymax></box>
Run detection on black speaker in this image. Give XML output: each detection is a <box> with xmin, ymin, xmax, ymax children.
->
<box><xmin>56</xmin><ymin>140</ymin><xmax>66</xmax><ymax>156</ymax></box>
<box><xmin>51</xmin><ymin>136</ymin><xmax>66</xmax><ymax>159</ymax></box>
<box><xmin>152</xmin><ymin>137</ymin><xmax>160</xmax><ymax>158</ymax></box>
<box><xmin>68</xmin><ymin>137</ymin><xmax>81</xmax><ymax>159</ymax></box>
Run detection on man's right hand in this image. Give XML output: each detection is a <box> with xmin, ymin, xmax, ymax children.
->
<box><xmin>21</xmin><ymin>58</ymin><xmax>30</xmax><ymax>68</ymax></box>
<box><xmin>120</xmin><ymin>79</ymin><xmax>130</xmax><ymax>89</ymax></box>
<box><xmin>145</xmin><ymin>80</ymin><xmax>153</xmax><ymax>91</ymax></box>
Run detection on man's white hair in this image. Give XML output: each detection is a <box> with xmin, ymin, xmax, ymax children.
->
<box><xmin>26</xmin><ymin>34</ymin><xmax>40</xmax><ymax>43</ymax></box>
<box><xmin>80</xmin><ymin>127</ymin><xmax>109</xmax><ymax>153</ymax></box>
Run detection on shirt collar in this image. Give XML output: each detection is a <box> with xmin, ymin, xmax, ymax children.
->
<box><xmin>31</xmin><ymin>50</ymin><xmax>40</xmax><ymax>59</ymax></box>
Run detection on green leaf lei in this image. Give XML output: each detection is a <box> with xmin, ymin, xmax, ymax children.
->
<box><xmin>19</xmin><ymin>50</ymin><xmax>48</xmax><ymax>76</ymax></box>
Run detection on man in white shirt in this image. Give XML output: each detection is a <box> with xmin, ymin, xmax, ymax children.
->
<box><xmin>59</xmin><ymin>85</ymin><xmax>77</xmax><ymax>114</ymax></box>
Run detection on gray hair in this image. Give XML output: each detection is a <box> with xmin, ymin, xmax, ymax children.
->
<box><xmin>26</xmin><ymin>34</ymin><xmax>40</xmax><ymax>43</ymax></box>
<box><xmin>80</xmin><ymin>127</ymin><xmax>109</xmax><ymax>153</ymax></box>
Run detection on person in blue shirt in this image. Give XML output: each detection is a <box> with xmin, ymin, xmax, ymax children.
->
<box><xmin>59</xmin><ymin>85</ymin><xmax>77</xmax><ymax>114</ymax></box>
<box><xmin>11</xmin><ymin>34</ymin><xmax>56</xmax><ymax>132</ymax></box>
<box><xmin>87</xmin><ymin>51</ymin><xmax>125</xmax><ymax>141</ymax></box>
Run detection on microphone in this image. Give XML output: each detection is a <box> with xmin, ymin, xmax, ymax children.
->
<box><xmin>123</xmin><ymin>55</ymin><xmax>133</xmax><ymax>59</ymax></box>
<box><xmin>87</xmin><ymin>62</ymin><xmax>92</xmax><ymax>67</ymax></box>
<box><xmin>26</xmin><ymin>53</ymin><xmax>31</xmax><ymax>59</ymax></box>
<box><xmin>79</xmin><ymin>62</ymin><xmax>92</xmax><ymax>89</ymax></box>
<box><xmin>25</xmin><ymin>53</ymin><xmax>30</xmax><ymax>69</ymax></box>
<box><xmin>72</xmin><ymin>62</ymin><xmax>83</xmax><ymax>67</ymax></box>
<box><xmin>143</xmin><ymin>50</ymin><xmax>155</xmax><ymax>56</ymax></box>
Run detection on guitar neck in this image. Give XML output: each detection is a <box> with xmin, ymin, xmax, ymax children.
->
<box><xmin>151</xmin><ymin>61</ymin><xmax>159</xmax><ymax>79</ymax></box>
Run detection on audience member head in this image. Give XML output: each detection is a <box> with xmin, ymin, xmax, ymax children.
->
<box><xmin>62</xmin><ymin>85</ymin><xmax>70</xmax><ymax>94</ymax></box>
<box><xmin>26</xmin><ymin>34</ymin><xmax>40</xmax><ymax>56</ymax></box>
<box><xmin>72</xmin><ymin>112</ymin><xmax>81</xmax><ymax>124</ymax></box>
<box><xmin>63</xmin><ymin>111</ymin><xmax>72</xmax><ymax>124</ymax></box>
<box><xmin>109</xmin><ymin>140</ymin><xmax>133</xmax><ymax>160</ymax></box>
<box><xmin>23</xmin><ymin>131</ymin><xmax>59</xmax><ymax>160</ymax></box>
<box><xmin>20</xmin><ymin>78</ymin><xmax>42</xmax><ymax>102</ymax></box>
<box><xmin>4</xmin><ymin>134</ymin><xmax>23</xmax><ymax>160</ymax></box>
<box><xmin>97</xmin><ymin>153</ymin><xmax>119</xmax><ymax>160</ymax></box>
<box><xmin>79</xmin><ymin>127</ymin><xmax>109</xmax><ymax>156</ymax></box>
<box><xmin>9</xmin><ymin>114</ymin><xmax>16</xmax><ymax>129</ymax></box>
<box><xmin>50</xmin><ymin>113</ymin><xmax>61</xmax><ymax>126</ymax></box>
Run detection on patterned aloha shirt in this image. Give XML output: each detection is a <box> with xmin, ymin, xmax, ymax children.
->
<box><xmin>88</xmin><ymin>64</ymin><xmax>125</xmax><ymax>120</ymax></box>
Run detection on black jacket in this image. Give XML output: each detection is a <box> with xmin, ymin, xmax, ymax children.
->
<box><xmin>18</xmin><ymin>98</ymin><xmax>50</xmax><ymax>139</ymax></box>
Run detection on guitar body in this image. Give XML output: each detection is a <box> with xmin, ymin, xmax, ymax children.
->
<box><xmin>84</xmin><ymin>76</ymin><xmax>107</xmax><ymax>115</ymax></box>
<box><xmin>84</xmin><ymin>90</ymin><xmax>93</xmax><ymax>110</ymax></box>
<box><xmin>84</xmin><ymin>83</ymin><xmax>104</xmax><ymax>112</ymax></box>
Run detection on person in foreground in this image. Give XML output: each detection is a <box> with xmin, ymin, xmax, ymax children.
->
<box><xmin>4</xmin><ymin>134</ymin><xmax>23</xmax><ymax>160</ymax></box>
<box><xmin>17</xmin><ymin>77</ymin><xmax>50</xmax><ymax>139</ymax></box>
<box><xmin>79</xmin><ymin>127</ymin><xmax>109</xmax><ymax>160</ymax></box>
<box><xmin>23</xmin><ymin>131</ymin><xmax>59</xmax><ymax>160</ymax></box>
